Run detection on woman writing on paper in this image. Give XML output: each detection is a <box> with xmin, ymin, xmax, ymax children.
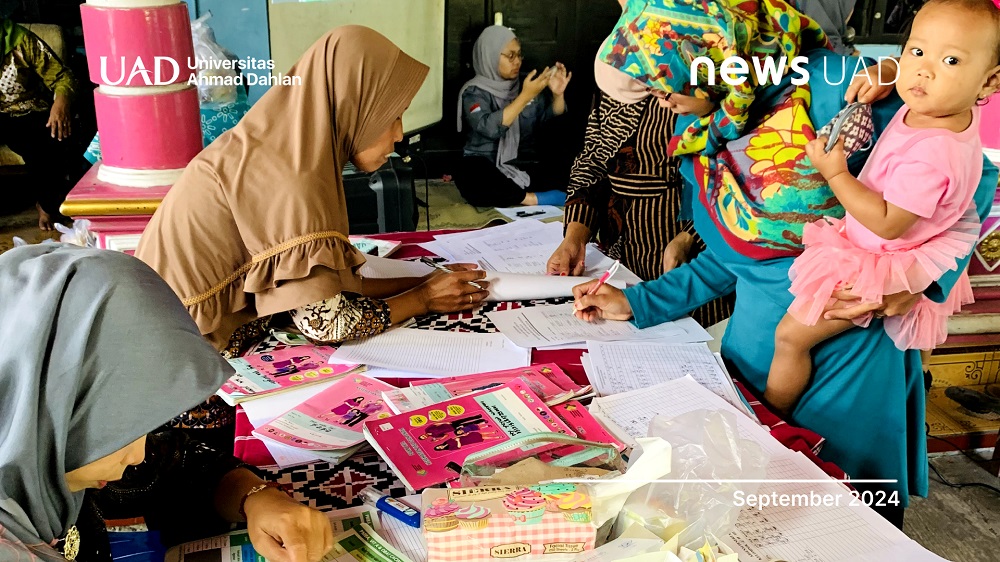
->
<box><xmin>570</xmin><ymin>0</ymin><xmax>998</xmax><ymax>527</ymax></box>
<box><xmin>453</xmin><ymin>25</ymin><xmax>572</xmax><ymax>208</ymax></box>
<box><xmin>136</xmin><ymin>27</ymin><xmax>490</xmax><ymax>359</ymax></box>
<box><xmin>546</xmin><ymin>0</ymin><xmax>734</xmax><ymax>327</ymax></box>
<box><xmin>0</xmin><ymin>245</ymin><xmax>332</xmax><ymax>562</ymax></box>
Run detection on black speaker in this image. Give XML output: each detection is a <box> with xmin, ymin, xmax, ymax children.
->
<box><xmin>343</xmin><ymin>157</ymin><xmax>417</xmax><ymax>234</ymax></box>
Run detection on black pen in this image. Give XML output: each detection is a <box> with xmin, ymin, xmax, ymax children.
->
<box><xmin>516</xmin><ymin>210</ymin><xmax>545</xmax><ymax>217</ymax></box>
<box><xmin>419</xmin><ymin>257</ymin><xmax>485</xmax><ymax>290</ymax></box>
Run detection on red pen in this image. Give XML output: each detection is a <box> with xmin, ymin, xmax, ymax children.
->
<box><xmin>587</xmin><ymin>260</ymin><xmax>621</xmax><ymax>295</ymax></box>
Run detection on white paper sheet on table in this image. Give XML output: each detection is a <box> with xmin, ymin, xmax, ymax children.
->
<box><xmin>584</xmin><ymin>341</ymin><xmax>745</xmax><ymax>411</ymax></box>
<box><xmin>240</xmin><ymin>380</ymin><xmax>346</xmax><ymax>468</ymax></box>
<box><xmin>360</xmin><ymin>255</ymin><xmax>434</xmax><ymax>279</ymax></box>
<box><xmin>364</xmin><ymin>366</ymin><xmax>437</xmax><ymax>380</ymax></box>
<box><xmin>483</xmin><ymin>271</ymin><xmax>625</xmax><ymax>301</ymax></box>
<box><xmin>721</xmin><ymin>450</ymin><xmax>945</xmax><ymax>562</ymax></box>
<box><xmin>330</xmin><ymin>328</ymin><xmax>530</xmax><ymax>376</ymax></box>
<box><xmin>486</xmin><ymin>303</ymin><xmax>710</xmax><ymax>348</ymax></box>
<box><xmin>496</xmin><ymin>205</ymin><xmax>564</xmax><ymax>221</ymax></box>
<box><xmin>472</xmin><ymin>244</ymin><xmax>642</xmax><ymax>285</ymax></box>
<box><xmin>588</xmin><ymin>376</ymin><xmax>778</xmax><ymax>454</ymax></box>
<box><xmin>377</xmin><ymin>495</ymin><xmax>426</xmax><ymax>562</ymax></box>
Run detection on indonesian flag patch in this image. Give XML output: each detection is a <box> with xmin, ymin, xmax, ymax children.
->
<box><xmin>469</xmin><ymin>103</ymin><xmax>482</xmax><ymax>113</ymax></box>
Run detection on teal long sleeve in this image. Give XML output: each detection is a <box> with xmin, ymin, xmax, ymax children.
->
<box><xmin>623</xmin><ymin>247</ymin><xmax>737</xmax><ymax>329</ymax></box>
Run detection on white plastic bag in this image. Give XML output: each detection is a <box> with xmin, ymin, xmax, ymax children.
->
<box><xmin>616</xmin><ymin>410</ymin><xmax>770</xmax><ymax>551</ymax></box>
<box><xmin>191</xmin><ymin>14</ymin><xmax>238</xmax><ymax>106</ymax></box>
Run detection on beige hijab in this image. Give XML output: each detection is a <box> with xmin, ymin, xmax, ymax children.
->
<box><xmin>136</xmin><ymin>26</ymin><xmax>429</xmax><ymax>349</ymax></box>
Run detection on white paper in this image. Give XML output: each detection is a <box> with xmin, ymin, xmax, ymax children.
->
<box><xmin>496</xmin><ymin>205</ymin><xmax>564</xmax><ymax>221</ymax></box>
<box><xmin>330</xmin><ymin>328</ymin><xmax>531</xmax><ymax>376</ymax></box>
<box><xmin>365</xmin><ymin>366</ymin><xmax>441</xmax><ymax>380</ymax></box>
<box><xmin>359</xmin><ymin>255</ymin><xmax>434</xmax><ymax>279</ymax></box>
<box><xmin>241</xmin><ymin>380</ymin><xmax>342</xmax><ymax>468</ymax></box>
<box><xmin>585</xmin><ymin>342</ymin><xmax>746</xmax><ymax>410</ymax></box>
<box><xmin>487</xmin><ymin>304</ymin><xmax>710</xmax><ymax>348</ymax></box>
<box><xmin>378</xmin><ymin>495</ymin><xmax>427</xmax><ymax>562</ymax></box>
<box><xmin>484</xmin><ymin>271</ymin><xmax>625</xmax><ymax>302</ymax></box>
<box><xmin>588</xmin><ymin>376</ymin><xmax>780</xmax><ymax>455</ymax></box>
<box><xmin>721</xmin><ymin>451</ymin><xmax>940</xmax><ymax>562</ymax></box>
<box><xmin>241</xmin><ymin>380</ymin><xmax>339</xmax><ymax>428</ymax></box>
<box><xmin>714</xmin><ymin>353</ymin><xmax>759</xmax><ymax>422</ymax></box>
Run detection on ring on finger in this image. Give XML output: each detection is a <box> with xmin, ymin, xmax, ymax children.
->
<box><xmin>469</xmin><ymin>294</ymin><xmax>474</xmax><ymax>304</ymax></box>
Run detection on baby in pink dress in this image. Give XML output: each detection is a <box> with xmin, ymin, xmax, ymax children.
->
<box><xmin>765</xmin><ymin>0</ymin><xmax>1000</xmax><ymax>415</ymax></box>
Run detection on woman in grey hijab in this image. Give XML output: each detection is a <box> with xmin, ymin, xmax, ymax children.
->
<box><xmin>453</xmin><ymin>25</ymin><xmax>572</xmax><ymax>208</ymax></box>
<box><xmin>0</xmin><ymin>245</ymin><xmax>332</xmax><ymax>562</ymax></box>
<box><xmin>798</xmin><ymin>0</ymin><xmax>857</xmax><ymax>55</ymax></box>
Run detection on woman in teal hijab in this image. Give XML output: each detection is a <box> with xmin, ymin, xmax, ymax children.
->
<box><xmin>576</xmin><ymin>0</ymin><xmax>999</xmax><ymax>527</ymax></box>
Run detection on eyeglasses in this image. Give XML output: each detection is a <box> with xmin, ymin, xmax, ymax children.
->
<box><xmin>500</xmin><ymin>51</ymin><xmax>524</xmax><ymax>62</ymax></box>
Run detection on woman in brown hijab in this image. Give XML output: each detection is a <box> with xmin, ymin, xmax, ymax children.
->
<box><xmin>137</xmin><ymin>26</ymin><xmax>489</xmax><ymax>359</ymax></box>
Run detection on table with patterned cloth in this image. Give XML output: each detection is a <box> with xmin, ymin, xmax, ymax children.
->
<box><xmin>232</xmin><ymin>230</ymin><xmax>848</xmax><ymax>513</ymax></box>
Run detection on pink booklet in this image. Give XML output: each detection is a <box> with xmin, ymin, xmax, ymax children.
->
<box><xmin>364</xmin><ymin>380</ymin><xmax>576</xmax><ymax>491</ymax></box>
<box><xmin>219</xmin><ymin>345</ymin><xmax>362</xmax><ymax>405</ymax></box>
<box><xmin>410</xmin><ymin>363</ymin><xmax>584</xmax><ymax>405</ymax></box>
<box><xmin>539</xmin><ymin>400</ymin><xmax>626</xmax><ymax>463</ymax></box>
<box><xmin>254</xmin><ymin>375</ymin><xmax>396</xmax><ymax>450</ymax></box>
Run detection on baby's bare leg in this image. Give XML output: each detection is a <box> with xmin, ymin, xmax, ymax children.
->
<box><xmin>766</xmin><ymin>314</ymin><xmax>856</xmax><ymax>414</ymax></box>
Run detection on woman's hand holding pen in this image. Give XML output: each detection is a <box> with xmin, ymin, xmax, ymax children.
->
<box><xmin>417</xmin><ymin>266</ymin><xmax>490</xmax><ymax>313</ymax></box>
<box><xmin>571</xmin><ymin>281</ymin><xmax>632</xmax><ymax>322</ymax></box>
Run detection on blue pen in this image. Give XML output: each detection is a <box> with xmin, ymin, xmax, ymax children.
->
<box><xmin>358</xmin><ymin>487</ymin><xmax>421</xmax><ymax>528</ymax></box>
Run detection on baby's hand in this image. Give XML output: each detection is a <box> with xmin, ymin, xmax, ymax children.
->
<box><xmin>845</xmin><ymin>59</ymin><xmax>898</xmax><ymax>104</ymax></box>
<box><xmin>805</xmin><ymin>137</ymin><xmax>850</xmax><ymax>181</ymax></box>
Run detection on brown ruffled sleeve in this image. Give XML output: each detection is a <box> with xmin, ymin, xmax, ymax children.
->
<box><xmin>244</xmin><ymin>232</ymin><xmax>367</xmax><ymax>317</ymax></box>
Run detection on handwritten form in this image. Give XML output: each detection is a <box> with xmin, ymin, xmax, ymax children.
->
<box><xmin>584</xmin><ymin>342</ymin><xmax>746</xmax><ymax>411</ymax></box>
<box><xmin>487</xmin><ymin>304</ymin><xmax>711</xmax><ymax>348</ymax></box>
<box><xmin>589</xmin><ymin>378</ymin><xmax>943</xmax><ymax>561</ymax></box>
<box><xmin>421</xmin><ymin>219</ymin><xmax>642</xmax><ymax>284</ymax></box>
<box><xmin>330</xmin><ymin>328</ymin><xmax>530</xmax><ymax>376</ymax></box>
<box><xmin>723</xmin><ymin>452</ymin><xmax>944</xmax><ymax>562</ymax></box>
<box><xmin>588</xmin><ymin>376</ymin><xmax>780</xmax><ymax>455</ymax></box>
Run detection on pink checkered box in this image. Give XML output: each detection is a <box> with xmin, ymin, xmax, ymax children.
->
<box><xmin>423</xmin><ymin>485</ymin><xmax>596</xmax><ymax>562</ymax></box>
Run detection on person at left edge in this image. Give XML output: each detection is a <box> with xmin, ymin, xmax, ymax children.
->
<box><xmin>0</xmin><ymin>244</ymin><xmax>332</xmax><ymax>562</ymax></box>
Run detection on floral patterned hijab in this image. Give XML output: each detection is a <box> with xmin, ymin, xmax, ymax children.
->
<box><xmin>599</xmin><ymin>0</ymin><xmax>829</xmax><ymax>156</ymax></box>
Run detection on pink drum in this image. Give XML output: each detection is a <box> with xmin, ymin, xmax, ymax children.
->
<box><xmin>82</xmin><ymin>2</ymin><xmax>196</xmax><ymax>87</ymax></box>
<box><xmin>94</xmin><ymin>86</ymin><xmax>203</xmax><ymax>169</ymax></box>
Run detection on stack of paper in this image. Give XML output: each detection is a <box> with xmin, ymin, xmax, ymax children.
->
<box><xmin>330</xmin><ymin>328</ymin><xmax>531</xmax><ymax>377</ymax></box>
<box><xmin>420</xmin><ymin>219</ymin><xmax>642</xmax><ymax>284</ymax></box>
<box><xmin>587</xmin><ymin>377</ymin><xmax>946</xmax><ymax>562</ymax></box>
<box><xmin>588</xmin><ymin>376</ymin><xmax>778</xmax><ymax>454</ymax></box>
<box><xmin>486</xmin><ymin>303</ymin><xmax>712</xmax><ymax>348</ymax></box>
<box><xmin>582</xmin><ymin>341</ymin><xmax>752</xmax><ymax>417</ymax></box>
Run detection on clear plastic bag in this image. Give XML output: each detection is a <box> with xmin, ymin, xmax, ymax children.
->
<box><xmin>615</xmin><ymin>410</ymin><xmax>770</xmax><ymax>551</ymax></box>
<box><xmin>191</xmin><ymin>14</ymin><xmax>238</xmax><ymax>106</ymax></box>
<box><xmin>13</xmin><ymin>220</ymin><xmax>95</xmax><ymax>248</ymax></box>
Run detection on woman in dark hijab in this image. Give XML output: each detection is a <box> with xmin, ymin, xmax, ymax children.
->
<box><xmin>0</xmin><ymin>245</ymin><xmax>332</xmax><ymax>562</ymax></box>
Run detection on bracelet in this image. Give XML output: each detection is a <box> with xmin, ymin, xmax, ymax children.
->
<box><xmin>239</xmin><ymin>481</ymin><xmax>283</xmax><ymax>520</ymax></box>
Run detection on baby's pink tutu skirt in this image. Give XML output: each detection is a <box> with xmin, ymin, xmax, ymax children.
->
<box><xmin>788</xmin><ymin>214</ymin><xmax>978</xmax><ymax>350</ymax></box>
